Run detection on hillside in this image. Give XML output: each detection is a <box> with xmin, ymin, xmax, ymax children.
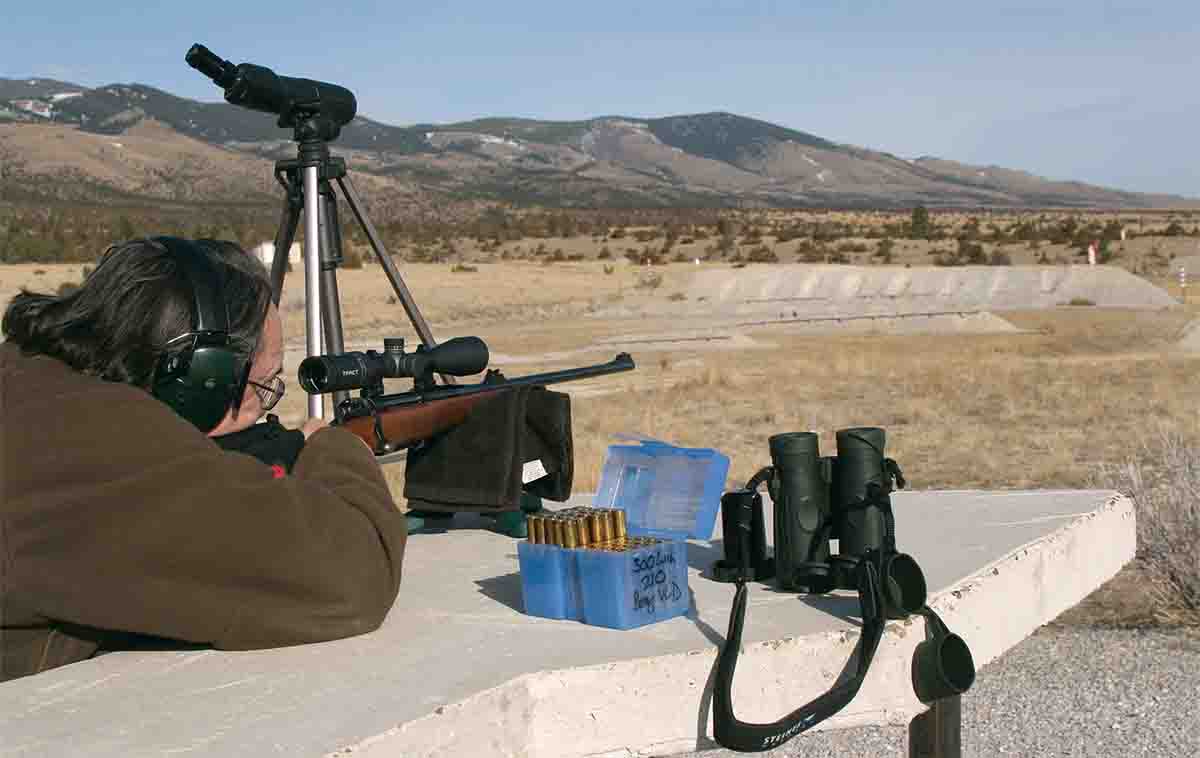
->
<box><xmin>2</xmin><ymin>76</ymin><xmax>1196</xmax><ymax>212</ymax></box>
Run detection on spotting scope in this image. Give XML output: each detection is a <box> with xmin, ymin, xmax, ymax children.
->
<box><xmin>185</xmin><ymin>43</ymin><xmax>356</xmax><ymax>128</ymax></box>
<box><xmin>299</xmin><ymin>337</ymin><xmax>490</xmax><ymax>394</ymax></box>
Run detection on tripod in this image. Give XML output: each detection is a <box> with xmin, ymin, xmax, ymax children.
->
<box><xmin>265</xmin><ymin>115</ymin><xmax>541</xmax><ymax>535</ymax></box>
<box><xmin>184</xmin><ymin>43</ymin><xmax>540</xmax><ymax>536</ymax></box>
<box><xmin>264</xmin><ymin>114</ymin><xmax>450</xmax><ymax>422</ymax></box>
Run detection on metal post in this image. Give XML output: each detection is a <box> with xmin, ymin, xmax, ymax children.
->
<box><xmin>303</xmin><ymin>163</ymin><xmax>324</xmax><ymax>420</ymax></box>
<box><xmin>908</xmin><ymin>696</ymin><xmax>962</xmax><ymax>758</ymax></box>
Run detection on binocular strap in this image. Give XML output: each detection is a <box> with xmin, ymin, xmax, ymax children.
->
<box><xmin>712</xmin><ymin>561</ymin><xmax>886</xmax><ymax>752</ymax></box>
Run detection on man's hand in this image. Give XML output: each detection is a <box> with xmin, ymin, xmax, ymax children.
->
<box><xmin>301</xmin><ymin>417</ymin><xmax>376</xmax><ymax>455</ymax></box>
<box><xmin>301</xmin><ymin>418</ymin><xmax>331</xmax><ymax>439</ymax></box>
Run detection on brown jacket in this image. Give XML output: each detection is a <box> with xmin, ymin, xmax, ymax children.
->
<box><xmin>0</xmin><ymin>343</ymin><xmax>407</xmax><ymax>683</ymax></box>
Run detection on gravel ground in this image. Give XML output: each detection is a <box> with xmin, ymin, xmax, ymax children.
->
<box><xmin>677</xmin><ymin>625</ymin><xmax>1200</xmax><ymax>758</ymax></box>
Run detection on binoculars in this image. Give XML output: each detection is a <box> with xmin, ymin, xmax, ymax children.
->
<box><xmin>715</xmin><ymin>427</ymin><xmax>975</xmax><ymax>703</ymax></box>
<box><xmin>769</xmin><ymin>427</ymin><xmax>926</xmax><ymax>617</ymax></box>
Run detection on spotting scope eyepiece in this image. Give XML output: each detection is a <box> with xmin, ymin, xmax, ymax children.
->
<box><xmin>185</xmin><ymin>43</ymin><xmax>357</xmax><ymax>129</ymax></box>
<box><xmin>298</xmin><ymin>336</ymin><xmax>490</xmax><ymax>394</ymax></box>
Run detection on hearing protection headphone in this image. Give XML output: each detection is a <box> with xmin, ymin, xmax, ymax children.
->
<box><xmin>150</xmin><ymin>237</ymin><xmax>248</xmax><ymax>433</ymax></box>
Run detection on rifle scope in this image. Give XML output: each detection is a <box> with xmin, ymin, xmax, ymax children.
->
<box><xmin>185</xmin><ymin>43</ymin><xmax>357</xmax><ymax>128</ymax></box>
<box><xmin>298</xmin><ymin>336</ymin><xmax>489</xmax><ymax>394</ymax></box>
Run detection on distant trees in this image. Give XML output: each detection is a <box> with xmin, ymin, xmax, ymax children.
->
<box><xmin>874</xmin><ymin>238</ymin><xmax>895</xmax><ymax>263</ymax></box>
<box><xmin>909</xmin><ymin>205</ymin><xmax>931</xmax><ymax>239</ymax></box>
<box><xmin>933</xmin><ymin>237</ymin><xmax>987</xmax><ymax>266</ymax></box>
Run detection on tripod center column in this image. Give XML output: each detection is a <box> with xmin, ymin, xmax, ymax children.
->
<box><xmin>299</xmin><ymin>139</ymin><xmax>329</xmax><ymax>420</ymax></box>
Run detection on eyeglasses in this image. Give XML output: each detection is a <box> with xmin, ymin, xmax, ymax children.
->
<box><xmin>247</xmin><ymin>375</ymin><xmax>285</xmax><ymax>411</ymax></box>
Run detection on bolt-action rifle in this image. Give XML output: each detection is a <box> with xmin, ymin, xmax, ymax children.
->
<box><xmin>297</xmin><ymin>336</ymin><xmax>635</xmax><ymax>454</ymax></box>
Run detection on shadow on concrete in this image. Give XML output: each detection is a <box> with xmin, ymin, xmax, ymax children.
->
<box><xmin>686</xmin><ymin>588</ymin><xmax>726</xmax><ymax>649</ymax></box>
<box><xmin>475</xmin><ymin>572</ymin><xmax>525</xmax><ymax>614</ymax></box>
<box><xmin>796</xmin><ymin>593</ymin><xmax>866</xmax><ymax>626</ymax></box>
<box><xmin>690</xmin><ymin>587</ymin><xmax>726</xmax><ymax>753</ymax></box>
<box><xmin>749</xmin><ymin>571</ymin><xmax>865</xmax><ymax>626</ymax></box>
<box><xmin>405</xmin><ymin>511</ymin><xmax>504</xmax><ymax>534</ymax></box>
<box><xmin>687</xmin><ymin>540</ymin><xmax>726</xmax><ymax>578</ymax></box>
<box><xmin>90</xmin><ymin>629</ymin><xmax>210</xmax><ymax>657</ymax></box>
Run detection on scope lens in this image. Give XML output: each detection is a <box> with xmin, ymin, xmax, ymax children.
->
<box><xmin>298</xmin><ymin>353</ymin><xmax>378</xmax><ymax>394</ymax></box>
<box><xmin>297</xmin><ymin>358</ymin><xmax>330</xmax><ymax>393</ymax></box>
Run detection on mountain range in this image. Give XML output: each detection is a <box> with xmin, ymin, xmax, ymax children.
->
<box><xmin>1</xmin><ymin>76</ymin><xmax>1194</xmax><ymax>212</ymax></box>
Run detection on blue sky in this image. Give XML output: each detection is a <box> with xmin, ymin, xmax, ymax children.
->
<box><xmin>3</xmin><ymin>1</ymin><xmax>1197</xmax><ymax>197</ymax></box>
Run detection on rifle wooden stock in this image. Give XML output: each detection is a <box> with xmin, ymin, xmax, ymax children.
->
<box><xmin>337</xmin><ymin>388</ymin><xmax>508</xmax><ymax>451</ymax></box>
<box><xmin>328</xmin><ymin>352</ymin><xmax>634</xmax><ymax>454</ymax></box>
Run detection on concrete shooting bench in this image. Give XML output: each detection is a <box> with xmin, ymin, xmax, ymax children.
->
<box><xmin>0</xmin><ymin>489</ymin><xmax>1134</xmax><ymax>758</ymax></box>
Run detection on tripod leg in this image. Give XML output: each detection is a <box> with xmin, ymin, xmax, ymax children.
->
<box><xmin>269</xmin><ymin>172</ymin><xmax>303</xmax><ymax>305</ymax></box>
<box><xmin>317</xmin><ymin>180</ymin><xmax>350</xmax><ymax>411</ymax></box>
<box><xmin>335</xmin><ymin>175</ymin><xmax>441</xmax><ymax>352</ymax></box>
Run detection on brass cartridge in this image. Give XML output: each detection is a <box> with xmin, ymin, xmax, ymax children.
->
<box><xmin>527</xmin><ymin>515</ymin><xmax>543</xmax><ymax>544</ymax></box>
<box><xmin>601</xmin><ymin>511</ymin><xmax>615</xmax><ymax>542</ymax></box>
<box><xmin>612</xmin><ymin>509</ymin><xmax>628</xmax><ymax>539</ymax></box>
<box><xmin>587</xmin><ymin>512</ymin><xmax>605</xmax><ymax>543</ymax></box>
<box><xmin>574</xmin><ymin>519</ymin><xmax>590</xmax><ymax>547</ymax></box>
<box><xmin>551</xmin><ymin>519</ymin><xmax>566</xmax><ymax>547</ymax></box>
<box><xmin>563</xmin><ymin>521</ymin><xmax>579</xmax><ymax>549</ymax></box>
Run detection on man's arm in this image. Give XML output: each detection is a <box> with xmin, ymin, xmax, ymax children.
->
<box><xmin>9</xmin><ymin>391</ymin><xmax>407</xmax><ymax>651</ymax></box>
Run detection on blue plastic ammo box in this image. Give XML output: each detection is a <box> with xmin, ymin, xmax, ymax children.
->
<box><xmin>517</xmin><ymin>437</ymin><xmax>729</xmax><ymax>630</ymax></box>
<box><xmin>516</xmin><ymin>542</ymin><xmax>582</xmax><ymax>621</ymax></box>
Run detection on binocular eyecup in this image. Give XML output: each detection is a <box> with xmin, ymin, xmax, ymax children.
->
<box><xmin>913</xmin><ymin>610</ymin><xmax>976</xmax><ymax>702</ymax></box>
<box><xmin>828</xmin><ymin>550</ymin><xmax>927</xmax><ymax>619</ymax></box>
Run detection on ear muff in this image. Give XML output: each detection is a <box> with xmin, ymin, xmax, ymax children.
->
<box><xmin>150</xmin><ymin>237</ymin><xmax>245</xmax><ymax>432</ymax></box>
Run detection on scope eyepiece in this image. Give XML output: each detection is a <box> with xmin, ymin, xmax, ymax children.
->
<box><xmin>298</xmin><ymin>336</ymin><xmax>490</xmax><ymax>394</ymax></box>
<box><xmin>185</xmin><ymin>44</ymin><xmax>237</xmax><ymax>88</ymax></box>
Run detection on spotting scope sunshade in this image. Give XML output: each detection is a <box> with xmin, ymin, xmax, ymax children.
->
<box><xmin>186</xmin><ymin>43</ymin><xmax>357</xmax><ymax>128</ymax></box>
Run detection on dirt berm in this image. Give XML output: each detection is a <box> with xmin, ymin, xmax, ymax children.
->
<box><xmin>682</xmin><ymin>264</ymin><xmax>1178</xmax><ymax>319</ymax></box>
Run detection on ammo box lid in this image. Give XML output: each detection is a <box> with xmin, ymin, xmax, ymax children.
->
<box><xmin>591</xmin><ymin>435</ymin><xmax>728</xmax><ymax>541</ymax></box>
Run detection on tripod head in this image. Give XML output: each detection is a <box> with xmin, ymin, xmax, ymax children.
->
<box><xmin>186</xmin><ymin>43</ymin><xmax>356</xmax><ymax>139</ymax></box>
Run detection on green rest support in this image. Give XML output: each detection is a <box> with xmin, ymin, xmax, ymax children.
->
<box><xmin>406</xmin><ymin>492</ymin><xmax>545</xmax><ymax>537</ymax></box>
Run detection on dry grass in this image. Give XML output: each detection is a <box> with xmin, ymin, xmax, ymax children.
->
<box><xmin>569</xmin><ymin>315</ymin><xmax>1199</xmax><ymax>495</ymax></box>
<box><xmin>1089</xmin><ymin>432</ymin><xmax>1200</xmax><ymax>626</ymax></box>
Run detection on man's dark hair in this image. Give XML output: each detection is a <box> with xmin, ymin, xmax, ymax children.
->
<box><xmin>2</xmin><ymin>238</ymin><xmax>273</xmax><ymax>391</ymax></box>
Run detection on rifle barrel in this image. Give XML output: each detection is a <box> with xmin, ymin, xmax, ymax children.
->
<box><xmin>336</xmin><ymin>353</ymin><xmax>635</xmax><ymax>421</ymax></box>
